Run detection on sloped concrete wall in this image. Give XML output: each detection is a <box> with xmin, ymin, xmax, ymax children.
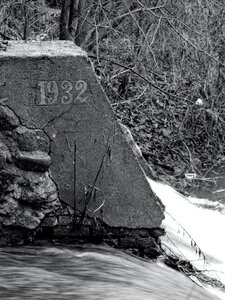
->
<box><xmin>0</xmin><ymin>41</ymin><xmax>164</xmax><ymax>232</ymax></box>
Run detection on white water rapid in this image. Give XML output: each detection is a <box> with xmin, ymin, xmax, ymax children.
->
<box><xmin>148</xmin><ymin>178</ymin><xmax>225</xmax><ymax>300</ymax></box>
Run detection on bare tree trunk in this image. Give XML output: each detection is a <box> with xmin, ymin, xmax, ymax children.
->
<box><xmin>60</xmin><ymin>0</ymin><xmax>85</xmax><ymax>43</ymax></box>
<box><xmin>68</xmin><ymin>0</ymin><xmax>81</xmax><ymax>42</ymax></box>
<box><xmin>59</xmin><ymin>0</ymin><xmax>73</xmax><ymax>40</ymax></box>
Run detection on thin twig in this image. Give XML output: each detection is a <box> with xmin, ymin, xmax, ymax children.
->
<box><xmin>165</xmin><ymin>210</ymin><xmax>206</xmax><ymax>261</ymax></box>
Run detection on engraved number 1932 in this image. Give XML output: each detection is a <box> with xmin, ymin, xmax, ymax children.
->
<box><xmin>37</xmin><ymin>80</ymin><xmax>87</xmax><ymax>106</ymax></box>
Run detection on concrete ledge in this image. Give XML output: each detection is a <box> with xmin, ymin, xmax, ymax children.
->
<box><xmin>0</xmin><ymin>41</ymin><xmax>86</xmax><ymax>57</ymax></box>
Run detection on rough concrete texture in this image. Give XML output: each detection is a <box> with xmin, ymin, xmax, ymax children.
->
<box><xmin>0</xmin><ymin>41</ymin><xmax>164</xmax><ymax>229</ymax></box>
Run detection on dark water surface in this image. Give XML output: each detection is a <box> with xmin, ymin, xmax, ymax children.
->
<box><xmin>0</xmin><ymin>245</ymin><xmax>219</xmax><ymax>300</ymax></box>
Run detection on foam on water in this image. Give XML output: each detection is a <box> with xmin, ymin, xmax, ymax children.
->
<box><xmin>148</xmin><ymin>178</ymin><xmax>225</xmax><ymax>300</ymax></box>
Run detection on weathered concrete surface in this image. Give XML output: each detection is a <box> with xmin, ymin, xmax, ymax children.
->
<box><xmin>0</xmin><ymin>41</ymin><xmax>164</xmax><ymax>229</ymax></box>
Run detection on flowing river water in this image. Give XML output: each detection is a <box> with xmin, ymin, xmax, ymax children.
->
<box><xmin>0</xmin><ymin>179</ymin><xmax>225</xmax><ymax>300</ymax></box>
<box><xmin>0</xmin><ymin>245</ymin><xmax>221</xmax><ymax>300</ymax></box>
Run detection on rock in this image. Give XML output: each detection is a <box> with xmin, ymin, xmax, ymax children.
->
<box><xmin>49</xmin><ymin>201</ymin><xmax>69</xmax><ymax>216</ymax></box>
<box><xmin>111</xmin><ymin>228</ymin><xmax>150</xmax><ymax>238</ymax></box>
<box><xmin>0</xmin><ymin>169</ymin><xmax>17</xmax><ymax>198</ymax></box>
<box><xmin>13</xmin><ymin>126</ymin><xmax>50</xmax><ymax>152</ymax></box>
<box><xmin>15</xmin><ymin>150</ymin><xmax>51</xmax><ymax>172</ymax></box>
<box><xmin>149</xmin><ymin>227</ymin><xmax>165</xmax><ymax>239</ymax></box>
<box><xmin>0</xmin><ymin>140</ymin><xmax>11</xmax><ymax>169</ymax></box>
<box><xmin>54</xmin><ymin>226</ymin><xmax>90</xmax><ymax>239</ymax></box>
<box><xmin>2</xmin><ymin>214</ymin><xmax>16</xmax><ymax>226</ymax></box>
<box><xmin>135</xmin><ymin>237</ymin><xmax>156</xmax><ymax>248</ymax></box>
<box><xmin>119</xmin><ymin>237</ymin><xmax>136</xmax><ymax>248</ymax></box>
<box><xmin>41</xmin><ymin>216</ymin><xmax>58</xmax><ymax>227</ymax></box>
<box><xmin>143</xmin><ymin>246</ymin><xmax>161</xmax><ymax>259</ymax></box>
<box><xmin>13</xmin><ymin>126</ymin><xmax>39</xmax><ymax>151</ymax></box>
<box><xmin>0</xmin><ymin>196</ymin><xmax>18</xmax><ymax>215</ymax></box>
<box><xmin>0</xmin><ymin>105</ymin><xmax>20</xmax><ymax>130</ymax></box>
<box><xmin>36</xmin><ymin>130</ymin><xmax>50</xmax><ymax>152</ymax></box>
<box><xmin>58</xmin><ymin>215</ymin><xmax>73</xmax><ymax>226</ymax></box>
<box><xmin>1</xmin><ymin>226</ymin><xmax>33</xmax><ymax>245</ymax></box>
<box><xmin>0</xmin><ymin>167</ymin><xmax>61</xmax><ymax>230</ymax></box>
<box><xmin>2</xmin><ymin>207</ymin><xmax>42</xmax><ymax>229</ymax></box>
<box><xmin>16</xmin><ymin>209</ymin><xmax>42</xmax><ymax>229</ymax></box>
<box><xmin>0</xmin><ymin>140</ymin><xmax>11</xmax><ymax>159</ymax></box>
<box><xmin>0</xmin><ymin>103</ymin><xmax>57</xmax><ymax>232</ymax></box>
<box><xmin>17</xmin><ymin>171</ymin><xmax>57</xmax><ymax>204</ymax></box>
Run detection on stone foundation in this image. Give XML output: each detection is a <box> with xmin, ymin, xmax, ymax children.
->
<box><xmin>0</xmin><ymin>41</ymin><xmax>165</xmax><ymax>258</ymax></box>
<box><xmin>0</xmin><ymin>102</ymin><xmax>164</xmax><ymax>257</ymax></box>
<box><xmin>0</xmin><ymin>201</ymin><xmax>164</xmax><ymax>259</ymax></box>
